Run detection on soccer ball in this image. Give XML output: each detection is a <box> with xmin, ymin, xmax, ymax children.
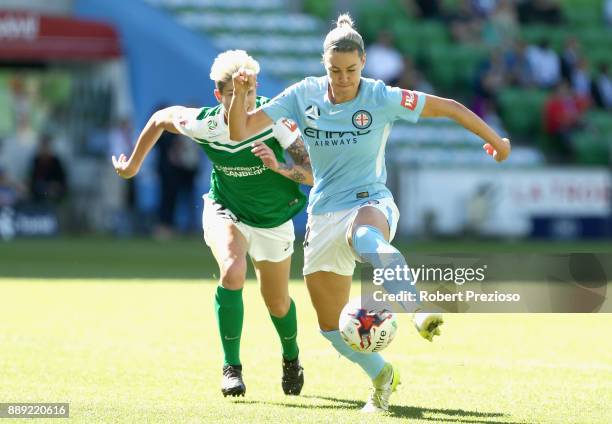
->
<box><xmin>339</xmin><ymin>297</ymin><xmax>398</xmax><ymax>353</ymax></box>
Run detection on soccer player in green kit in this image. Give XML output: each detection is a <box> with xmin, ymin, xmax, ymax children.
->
<box><xmin>112</xmin><ymin>50</ymin><xmax>312</xmax><ymax>397</ymax></box>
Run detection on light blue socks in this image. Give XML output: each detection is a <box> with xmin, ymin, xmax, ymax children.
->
<box><xmin>321</xmin><ymin>330</ymin><xmax>385</xmax><ymax>379</ymax></box>
<box><xmin>352</xmin><ymin>224</ymin><xmax>418</xmax><ymax>312</ymax></box>
<box><xmin>319</xmin><ymin>225</ymin><xmax>417</xmax><ymax>382</ymax></box>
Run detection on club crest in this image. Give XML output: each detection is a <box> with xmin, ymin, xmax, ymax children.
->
<box><xmin>352</xmin><ymin>110</ymin><xmax>372</xmax><ymax>129</ymax></box>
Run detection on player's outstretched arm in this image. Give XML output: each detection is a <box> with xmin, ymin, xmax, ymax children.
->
<box><xmin>251</xmin><ymin>138</ymin><xmax>314</xmax><ymax>185</ymax></box>
<box><xmin>111</xmin><ymin>106</ymin><xmax>183</xmax><ymax>179</ymax></box>
<box><xmin>228</xmin><ymin>69</ymin><xmax>273</xmax><ymax>141</ymax></box>
<box><xmin>420</xmin><ymin>95</ymin><xmax>511</xmax><ymax>163</ymax></box>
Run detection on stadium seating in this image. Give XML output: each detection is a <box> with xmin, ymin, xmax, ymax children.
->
<box><xmin>355</xmin><ymin>0</ymin><xmax>413</xmax><ymax>43</ymax></box>
<box><xmin>561</xmin><ymin>0</ymin><xmax>605</xmax><ymax>26</ymax></box>
<box><xmin>497</xmin><ymin>88</ymin><xmax>548</xmax><ymax>137</ymax></box>
<box><xmin>391</xmin><ymin>20</ymin><xmax>449</xmax><ymax>61</ymax></box>
<box><xmin>578</xmin><ymin>111</ymin><xmax>612</xmax><ymax>165</ymax></box>
<box><xmin>573</xmin><ymin>132</ymin><xmax>610</xmax><ymax>166</ymax></box>
<box><xmin>144</xmin><ymin>0</ymin><xmax>324</xmax><ymax>82</ymax></box>
<box><xmin>520</xmin><ymin>25</ymin><xmax>567</xmax><ymax>50</ymax></box>
<box><xmin>427</xmin><ymin>44</ymin><xmax>488</xmax><ymax>91</ymax></box>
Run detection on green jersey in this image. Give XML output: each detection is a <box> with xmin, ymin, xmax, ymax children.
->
<box><xmin>173</xmin><ymin>97</ymin><xmax>307</xmax><ymax>228</ymax></box>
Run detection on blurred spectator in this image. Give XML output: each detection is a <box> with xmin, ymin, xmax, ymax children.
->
<box><xmin>410</xmin><ymin>0</ymin><xmax>443</xmax><ymax>20</ymax></box>
<box><xmin>398</xmin><ymin>57</ymin><xmax>434</xmax><ymax>93</ymax></box>
<box><xmin>473</xmin><ymin>49</ymin><xmax>508</xmax><ymax>115</ymax></box>
<box><xmin>471</xmin><ymin>0</ymin><xmax>498</xmax><ymax>17</ymax></box>
<box><xmin>480</xmin><ymin>98</ymin><xmax>507</xmax><ymax>136</ymax></box>
<box><xmin>544</xmin><ymin>82</ymin><xmax>584</xmax><ymax>160</ymax></box>
<box><xmin>174</xmin><ymin>137</ymin><xmax>200</xmax><ymax>232</ymax></box>
<box><xmin>591</xmin><ymin>63</ymin><xmax>612</xmax><ymax>110</ymax></box>
<box><xmin>155</xmin><ymin>130</ymin><xmax>200</xmax><ymax>239</ymax></box>
<box><xmin>28</xmin><ymin>134</ymin><xmax>68</xmax><ymax>205</ymax></box>
<box><xmin>465</xmin><ymin>183</ymin><xmax>494</xmax><ymax>235</ymax></box>
<box><xmin>0</xmin><ymin>166</ymin><xmax>26</xmax><ymax>208</ymax></box>
<box><xmin>483</xmin><ymin>0</ymin><xmax>519</xmax><ymax>48</ymax></box>
<box><xmin>560</xmin><ymin>37</ymin><xmax>582</xmax><ymax>83</ymax></box>
<box><xmin>571</xmin><ymin>58</ymin><xmax>592</xmax><ymax>106</ymax></box>
<box><xmin>107</xmin><ymin>117</ymin><xmax>136</xmax><ymax>234</ymax></box>
<box><xmin>109</xmin><ymin>118</ymin><xmax>133</xmax><ymax>162</ymax></box>
<box><xmin>447</xmin><ymin>0</ymin><xmax>483</xmax><ymax>44</ymax></box>
<box><xmin>9</xmin><ymin>77</ymin><xmax>38</xmax><ymax>140</ymax></box>
<box><xmin>364</xmin><ymin>31</ymin><xmax>405</xmax><ymax>85</ymax></box>
<box><xmin>0</xmin><ymin>133</ymin><xmax>36</xmax><ymax>184</ymax></box>
<box><xmin>517</xmin><ymin>0</ymin><xmax>563</xmax><ymax>25</ymax></box>
<box><xmin>156</xmin><ymin>129</ymin><xmax>180</xmax><ymax>239</ymax></box>
<box><xmin>605</xmin><ymin>0</ymin><xmax>612</xmax><ymax>27</ymax></box>
<box><xmin>526</xmin><ymin>39</ymin><xmax>561</xmax><ymax>88</ymax></box>
<box><xmin>505</xmin><ymin>39</ymin><xmax>534</xmax><ymax>87</ymax></box>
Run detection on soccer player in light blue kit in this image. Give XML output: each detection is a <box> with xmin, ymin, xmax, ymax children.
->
<box><xmin>231</xmin><ymin>14</ymin><xmax>511</xmax><ymax>412</ymax></box>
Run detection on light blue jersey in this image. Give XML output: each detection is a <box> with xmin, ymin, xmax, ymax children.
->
<box><xmin>261</xmin><ymin>76</ymin><xmax>426</xmax><ymax>214</ymax></box>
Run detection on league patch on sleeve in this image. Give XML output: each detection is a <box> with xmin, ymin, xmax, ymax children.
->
<box><xmin>400</xmin><ymin>90</ymin><xmax>419</xmax><ymax>111</ymax></box>
<box><xmin>177</xmin><ymin>111</ymin><xmax>191</xmax><ymax>130</ymax></box>
<box><xmin>281</xmin><ymin>118</ymin><xmax>298</xmax><ymax>132</ymax></box>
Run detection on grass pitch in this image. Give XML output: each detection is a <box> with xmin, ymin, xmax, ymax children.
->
<box><xmin>1</xmin><ymin>279</ymin><xmax>611</xmax><ymax>423</ymax></box>
<box><xmin>1</xmin><ymin>238</ymin><xmax>611</xmax><ymax>423</ymax></box>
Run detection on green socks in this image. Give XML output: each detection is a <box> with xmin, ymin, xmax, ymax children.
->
<box><xmin>270</xmin><ymin>298</ymin><xmax>299</xmax><ymax>361</ymax></box>
<box><xmin>215</xmin><ymin>286</ymin><xmax>244</xmax><ymax>366</ymax></box>
<box><xmin>215</xmin><ymin>287</ymin><xmax>299</xmax><ymax>365</ymax></box>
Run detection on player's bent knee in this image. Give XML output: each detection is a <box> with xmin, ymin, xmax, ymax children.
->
<box><xmin>310</xmin><ymin>302</ymin><xmax>342</xmax><ymax>332</ymax></box>
<box><xmin>265</xmin><ymin>297</ymin><xmax>290</xmax><ymax>318</ymax></box>
<box><xmin>319</xmin><ymin>323</ymin><xmax>340</xmax><ymax>332</ymax></box>
<box><xmin>318</xmin><ymin>318</ymin><xmax>340</xmax><ymax>332</ymax></box>
<box><xmin>220</xmin><ymin>259</ymin><xmax>247</xmax><ymax>290</ymax></box>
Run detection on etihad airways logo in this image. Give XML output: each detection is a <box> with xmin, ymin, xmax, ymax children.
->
<box><xmin>303</xmin><ymin>127</ymin><xmax>371</xmax><ymax>147</ymax></box>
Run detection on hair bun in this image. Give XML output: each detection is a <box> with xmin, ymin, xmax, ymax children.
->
<box><xmin>336</xmin><ymin>13</ymin><xmax>354</xmax><ymax>29</ymax></box>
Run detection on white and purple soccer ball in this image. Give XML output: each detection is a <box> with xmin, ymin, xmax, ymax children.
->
<box><xmin>339</xmin><ymin>297</ymin><xmax>398</xmax><ymax>353</ymax></box>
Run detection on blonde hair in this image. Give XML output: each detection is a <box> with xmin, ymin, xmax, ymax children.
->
<box><xmin>323</xmin><ymin>13</ymin><xmax>365</xmax><ymax>58</ymax></box>
<box><xmin>209</xmin><ymin>49</ymin><xmax>260</xmax><ymax>91</ymax></box>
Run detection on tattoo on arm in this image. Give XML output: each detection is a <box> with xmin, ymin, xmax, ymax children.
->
<box><xmin>287</xmin><ymin>138</ymin><xmax>312</xmax><ymax>170</ymax></box>
<box><xmin>274</xmin><ymin>137</ymin><xmax>313</xmax><ymax>185</ymax></box>
<box><xmin>278</xmin><ymin>163</ymin><xmax>307</xmax><ymax>183</ymax></box>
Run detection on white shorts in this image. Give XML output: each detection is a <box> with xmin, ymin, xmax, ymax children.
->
<box><xmin>202</xmin><ymin>194</ymin><xmax>295</xmax><ymax>263</ymax></box>
<box><xmin>303</xmin><ymin>197</ymin><xmax>400</xmax><ymax>276</ymax></box>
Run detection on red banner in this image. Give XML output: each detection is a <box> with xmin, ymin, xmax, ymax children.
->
<box><xmin>0</xmin><ymin>11</ymin><xmax>120</xmax><ymax>60</ymax></box>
